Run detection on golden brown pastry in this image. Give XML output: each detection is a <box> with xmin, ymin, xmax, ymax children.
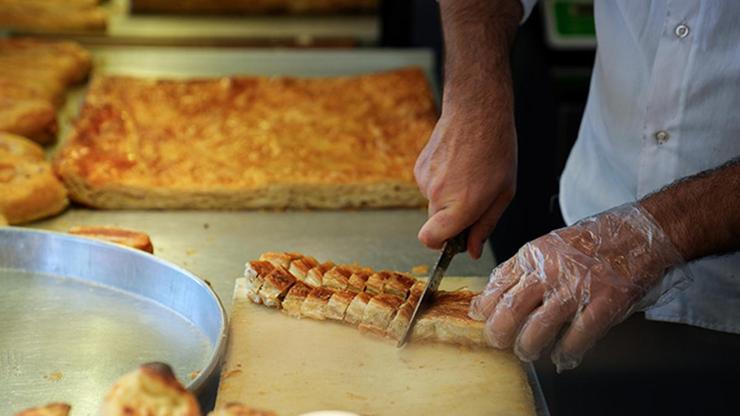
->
<box><xmin>208</xmin><ymin>402</ymin><xmax>277</xmax><ymax>416</ymax></box>
<box><xmin>0</xmin><ymin>132</ymin><xmax>68</xmax><ymax>224</ymax></box>
<box><xmin>359</xmin><ymin>294</ymin><xmax>404</xmax><ymax>332</ymax></box>
<box><xmin>0</xmin><ymin>98</ymin><xmax>57</xmax><ymax>144</ymax></box>
<box><xmin>55</xmin><ymin>69</ymin><xmax>435</xmax><ymax>210</ymax></box>
<box><xmin>304</xmin><ymin>262</ymin><xmax>334</xmax><ymax>287</ymax></box>
<box><xmin>281</xmin><ymin>281</ymin><xmax>312</xmax><ymax>318</ymax></box>
<box><xmin>257</xmin><ymin>266</ymin><xmax>296</xmax><ymax>307</ymax></box>
<box><xmin>244</xmin><ymin>252</ymin><xmax>490</xmax><ymax>347</ymax></box>
<box><xmin>0</xmin><ymin>38</ymin><xmax>92</xmax><ymax>143</ymax></box>
<box><xmin>100</xmin><ymin>362</ymin><xmax>200</xmax><ymax>416</ymax></box>
<box><xmin>68</xmin><ymin>226</ymin><xmax>154</xmax><ymax>253</ymax></box>
<box><xmin>287</xmin><ymin>256</ymin><xmax>318</xmax><ymax>283</ymax></box>
<box><xmin>131</xmin><ymin>0</ymin><xmax>375</xmax><ymax>14</ymax></box>
<box><xmin>300</xmin><ymin>287</ymin><xmax>334</xmax><ymax>320</ymax></box>
<box><xmin>14</xmin><ymin>403</ymin><xmax>71</xmax><ymax>416</ymax></box>
<box><xmin>324</xmin><ymin>290</ymin><xmax>356</xmax><ymax>321</ymax></box>
<box><xmin>0</xmin><ymin>0</ymin><xmax>107</xmax><ymax>32</ymax></box>
<box><xmin>364</xmin><ymin>271</ymin><xmax>391</xmax><ymax>296</ymax></box>
<box><xmin>322</xmin><ymin>266</ymin><xmax>353</xmax><ymax>291</ymax></box>
<box><xmin>382</xmin><ymin>272</ymin><xmax>416</xmax><ymax>299</ymax></box>
<box><xmin>244</xmin><ymin>260</ymin><xmax>276</xmax><ymax>304</ymax></box>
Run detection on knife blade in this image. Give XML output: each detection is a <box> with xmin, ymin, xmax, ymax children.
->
<box><xmin>397</xmin><ymin>228</ymin><xmax>469</xmax><ymax>348</ymax></box>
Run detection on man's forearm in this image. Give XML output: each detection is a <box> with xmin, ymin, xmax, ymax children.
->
<box><xmin>438</xmin><ymin>0</ymin><xmax>522</xmax><ymax>111</ymax></box>
<box><xmin>640</xmin><ymin>158</ymin><xmax>740</xmax><ymax>261</ymax></box>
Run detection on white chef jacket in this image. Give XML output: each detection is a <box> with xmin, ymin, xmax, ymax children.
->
<box><xmin>519</xmin><ymin>0</ymin><xmax>740</xmax><ymax>333</ymax></box>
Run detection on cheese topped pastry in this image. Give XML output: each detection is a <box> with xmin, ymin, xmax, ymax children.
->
<box><xmin>55</xmin><ymin>68</ymin><xmax>436</xmax><ymax>210</ymax></box>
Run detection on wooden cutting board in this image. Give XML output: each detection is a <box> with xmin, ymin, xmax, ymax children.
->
<box><xmin>216</xmin><ymin>277</ymin><xmax>536</xmax><ymax>416</ymax></box>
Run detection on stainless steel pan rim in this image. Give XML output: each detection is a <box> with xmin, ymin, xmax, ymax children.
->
<box><xmin>0</xmin><ymin>226</ymin><xmax>228</xmax><ymax>393</ymax></box>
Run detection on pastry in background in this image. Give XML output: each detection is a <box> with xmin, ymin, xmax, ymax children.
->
<box><xmin>14</xmin><ymin>403</ymin><xmax>71</xmax><ymax>416</ymax></box>
<box><xmin>0</xmin><ymin>132</ymin><xmax>67</xmax><ymax>224</ymax></box>
<box><xmin>68</xmin><ymin>225</ymin><xmax>155</xmax><ymax>253</ymax></box>
<box><xmin>101</xmin><ymin>363</ymin><xmax>200</xmax><ymax>416</ymax></box>
<box><xmin>56</xmin><ymin>68</ymin><xmax>435</xmax><ymax>210</ymax></box>
<box><xmin>0</xmin><ymin>0</ymin><xmax>107</xmax><ymax>33</ymax></box>
<box><xmin>208</xmin><ymin>403</ymin><xmax>277</xmax><ymax>416</ymax></box>
<box><xmin>131</xmin><ymin>0</ymin><xmax>375</xmax><ymax>15</ymax></box>
<box><xmin>0</xmin><ymin>38</ymin><xmax>92</xmax><ymax>144</ymax></box>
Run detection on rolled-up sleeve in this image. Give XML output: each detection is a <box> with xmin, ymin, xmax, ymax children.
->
<box><xmin>519</xmin><ymin>0</ymin><xmax>539</xmax><ymax>23</ymax></box>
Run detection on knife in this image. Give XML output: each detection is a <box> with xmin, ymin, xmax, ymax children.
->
<box><xmin>397</xmin><ymin>228</ymin><xmax>469</xmax><ymax>348</ymax></box>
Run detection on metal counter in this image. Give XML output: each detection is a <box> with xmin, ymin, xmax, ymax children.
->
<box><xmin>31</xmin><ymin>46</ymin><xmax>548</xmax><ymax>414</ymax></box>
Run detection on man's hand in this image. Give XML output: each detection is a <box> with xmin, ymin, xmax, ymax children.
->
<box><xmin>469</xmin><ymin>157</ymin><xmax>740</xmax><ymax>371</ymax></box>
<box><xmin>417</xmin><ymin>0</ymin><xmax>522</xmax><ymax>259</ymax></box>
<box><xmin>469</xmin><ymin>204</ymin><xmax>688</xmax><ymax>372</ymax></box>
<box><xmin>415</xmin><ymin>99</ymin><xmax>516</xmax><ymax>259</ymax></box>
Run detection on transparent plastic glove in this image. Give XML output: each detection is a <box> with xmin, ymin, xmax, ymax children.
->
<box><xmin>469</xmin><ymin>204</ymin><xmax>691</xmax><ymax>372</ymax></box>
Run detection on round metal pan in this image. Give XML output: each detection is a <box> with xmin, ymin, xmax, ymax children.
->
<box><xmin>0</xmin><ymin>227</ymin><xmax>227</xmax><ymax>414</ymax></box>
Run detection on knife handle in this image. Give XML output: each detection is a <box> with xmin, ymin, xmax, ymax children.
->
<box><xmin>448</xmin><ymin>227</ymin><xmax>470</xmax><ymax>255</ymax></box>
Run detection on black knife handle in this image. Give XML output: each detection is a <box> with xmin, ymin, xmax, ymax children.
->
<box><xmin>448</xmin><ymin>227</ymin><xmax>470</xmax><ymax>255</ymax></box>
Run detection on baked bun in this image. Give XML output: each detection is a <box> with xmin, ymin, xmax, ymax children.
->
<box><xmin>101</xmin><ymin>362</ymin><xmax>200</xmax><ymax>416</ymax></box>
<box><xmin>0</xmin><ymin>132</ymin><xmax>68</xmax><ymax>224</ymax></box>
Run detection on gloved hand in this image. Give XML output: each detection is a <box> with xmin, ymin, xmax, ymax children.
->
<box><xmin>469</xmin><ymin>204</ymin><xmax>692</xmax><ymax>371</ymax></box>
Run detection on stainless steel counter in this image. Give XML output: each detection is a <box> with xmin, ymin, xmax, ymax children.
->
<box><xmin>32</xmin><ymin>210</ymin><xmax>494</xmax><ymax>313</ymax></box>
<box><xmin>27</xmin><ymin>47</ymin><xmax>550</xmax><ymax>414</ymax></box>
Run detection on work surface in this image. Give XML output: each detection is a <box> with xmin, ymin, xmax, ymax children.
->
<box><xmin>39</xmin><ymin>46</ymin><xmax>465</xmax><ymax>314</ymax></box>
<box><xmin>218</xmin><ymin>277</ymin><xmax>536</xmax><ymax>416</ymax></box>
<box><xmin>27</xmin><ymin>46</ymin><xmax>549</xmax><ymax>414</ymax></box>
<box><xmin>33</xmin><ymin>209</ymin><xmax>494</xmax><ymax>314</ymax></box>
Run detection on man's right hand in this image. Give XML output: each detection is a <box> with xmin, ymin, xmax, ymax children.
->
<box><xmin>415</xmin><ymin>0</ymin><xmax>522</xmax><ymax>258</ymax></box>
<box><xmin>415</xmin><ymin>99</ymin><xmax>517</xmax><ymax>259</ymax></box>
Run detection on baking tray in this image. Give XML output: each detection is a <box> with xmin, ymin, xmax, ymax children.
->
<box><xmin>0</xmin><ymin>227</ymin><xmax>227</xmax><ymax>415</ymax></box>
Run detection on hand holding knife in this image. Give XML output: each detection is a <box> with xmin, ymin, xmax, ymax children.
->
<box><xmin>397</xmin><ymin>228</ymin><xmax>469</xmax><ymax>347</ymax></box>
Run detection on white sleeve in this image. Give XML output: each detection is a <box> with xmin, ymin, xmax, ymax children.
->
<box><xmin>519</xmin><ymin>0</ymin><xmax>539</xmax><ymax>23</ymax></box>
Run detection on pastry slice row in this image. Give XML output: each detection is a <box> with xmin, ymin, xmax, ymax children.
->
<box><xmin>243</xmin><ymin>252</ymin><xmax>488</xmax><ymax>347</ymax></box>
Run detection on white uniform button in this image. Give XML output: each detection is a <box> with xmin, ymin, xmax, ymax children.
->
<box><xmin>675</xmin><ymin>24</ymin><xmax>690</xmax><ymax>39</ymax></box>
<box><xmin>654</xmin><ymin>130</ymin><xmax>670</xmax><ymax>144</ymax></box>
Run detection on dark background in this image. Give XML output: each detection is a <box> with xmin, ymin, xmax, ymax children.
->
<box><xmin>379</xmin><ymin>2</ymin><xmax>740</xmax><ymax>415</ymax></box>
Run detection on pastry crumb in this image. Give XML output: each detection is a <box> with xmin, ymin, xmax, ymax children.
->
<box><xmin>44</xmin><ymin>371</ymin><xmax>63</xmax><ymax>381</ymax></box>
<box><xmin>411</xmin><ymin>264</ymin><xmax>429</xmax><ymax>275</ymax></box>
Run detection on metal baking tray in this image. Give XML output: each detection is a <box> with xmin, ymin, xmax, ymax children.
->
<box><xmin>0</xmin><ymin>227</ymin><xmax>227</xmax><ymax>415</ymax></box>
